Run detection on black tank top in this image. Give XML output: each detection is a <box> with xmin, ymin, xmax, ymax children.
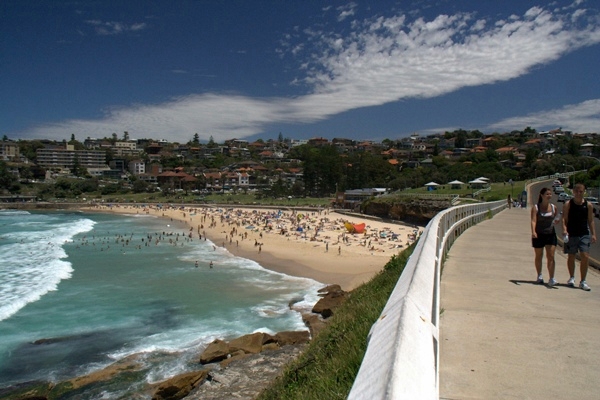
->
<box><xmin>567</xmin><ymin>199</ymin><xmax>589</xmax><ymax>236</ymax></box>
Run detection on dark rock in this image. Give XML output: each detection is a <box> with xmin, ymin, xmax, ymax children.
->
<box><xmin>229</xmin><ymin>332</ymin><xmax>276</xmax><ymax>354</ymax></box>
<box><xmin>302</xmin><ymin>313</ymin><xmax>327</xmax><ymax>337</ymax></box>
<box><xmin>151</xmin><ymin>370</ymin><xmax>208</xmax><ymax>400</ymax></box>
<box><xmin>0</xmin><ymin>381</ymin><xmax>53</xmax><ymax>400</ymax></box>
<box><xmin>318</xmin><ymin>284</ymin><xmax>342</xmax><ymax>294</ymax></box>
<box><xmin>274</xmin><ymin>331</ymin><xmax>310</xmax><ymax>346</ymax></box>
<box><xmin>200</xmin><ymin>339</ymin><xmax>230</xmax><ymax>364</ymax></box>
<box><xmin>363</xmin><ymin>197</ymin><xmax>450</xmax><ymax>226</ymax></box>
<box><xmin>229</xmin><ymin>332</ymin><xmax>265</xmax><ymax>354</ymax></box>
<box><xmin>312</xmin><ymin>288</ymin><xmax>348</xmax><ymax>317</ymax></box>
<box><xmin>261</xmin><ymin>342</ymin><xmax>280</xmax><ymax>352</ymax></box>
<box><xmin>185</xmin><ymin>344</ymin><xmax>306</xmax><ymax>400</ymax></box>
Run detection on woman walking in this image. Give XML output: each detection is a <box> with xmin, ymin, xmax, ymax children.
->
<box><xmin>530</xmin><ymin>187</ymin><xmax>560</xmax><ymax>286</ymax></box>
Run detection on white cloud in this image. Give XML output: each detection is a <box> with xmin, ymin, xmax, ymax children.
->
<box><xmin>337</xmin><ymin>3</ymin><xmax>357</xmax><ymax>22</ymax></box>
<box><xmin>18</xmin><ymin>4</ymin><xmax>600</xmax><ymax>142</ymax></box>
<box><xmin>85</xmin><ymin>20</ymin><xmax>148</xmax><ymax>35</ymax></box>
<box><xmin>487</xmin><ymin>99</ymin><xmax>600</xmax><ymax>133</ymax></box>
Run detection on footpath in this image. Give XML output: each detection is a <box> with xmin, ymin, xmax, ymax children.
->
<box><xmin>439</xmin><ymin>207</ymin><xmax>600</xmax><ymax>400</ymax></box>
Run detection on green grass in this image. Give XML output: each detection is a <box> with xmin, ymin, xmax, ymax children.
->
<box><xmin>256</xmin><ymin>245</ymin><xmax>414</xmax><ymax>400</ymax></box>
<box><xmin>406</xmin><ymin>180</ymin><xmax>526</xmax><ymax>202</ymax></box>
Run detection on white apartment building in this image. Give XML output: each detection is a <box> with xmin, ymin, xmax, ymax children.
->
<box><xmin>128</xmin><ymin>159</ymin><xmax>146</xmax><ymax>175</ymax></box>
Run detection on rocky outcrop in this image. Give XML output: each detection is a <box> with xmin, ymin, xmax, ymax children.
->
<box><xmin>274</xmin><ymin>331</ymin><xmax>310</xmax><ymax>345</ymax></box>
<box><xmin>185</xmin><ymin>344</ymin><xmax>306</xmax><ymax>400</ymax></box>
<box><xmin>0</xmin><ymin>284</ymin><xmax>341</xmax><ymax>400</ymax></box>
<box><xmin>229</xmin><ymin>332</ymin><xmax>274</xmax><ymax>354</ymax></box>
<box><xmin>200</xmin><ymin>339</ymin><xmax>230</xmax><ymax>364</ymax></box>
<box><xmin>199</xmin><ymin>331</ymin><xmax>309</xmax><ymax>365</ymax></box>
<box><xmin>151</xmin><ymin>370</ymin><xmax>208</xmax><ymax>400</ymax></box>
<box><xmin>312</xmin><ymin>284</ymin><xmax>348</xmax><ymax>318</ymax></box>
<box><xmin>363</xmin><ymin>197</ymin><xmax>451</xmax><ymax>226</ymax></box>
<box><xmin>302</xmin><ymin>313</ymin><xmax>327</xmax><ymax>337</ymax></box>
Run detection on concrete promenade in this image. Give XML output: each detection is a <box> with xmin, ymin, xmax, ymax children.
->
<box><xmin>440</xmin><ymin>207</ymin><xmax>600</xmax><ymax>400</ymax></box>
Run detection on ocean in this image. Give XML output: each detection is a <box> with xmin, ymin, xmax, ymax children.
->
<box><xmin>0</xmin><ymin>209</ymin><xmax>322</xmax><ymax>397</ymax></box>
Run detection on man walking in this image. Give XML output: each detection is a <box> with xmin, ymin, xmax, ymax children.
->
<box><xmin>562</xmin><ymin>183</ymin><xmax>596</xmax><ymax>291</ymax></box>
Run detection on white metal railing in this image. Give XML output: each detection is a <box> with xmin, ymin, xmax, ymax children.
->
<box><xmin>472</xmin><ymin>186</ymin><xmax>491</xmax><ymax>197</ymax></box>
<box><xmin>348</xmin><ymin>199</ymin><xmax>507</xmax><ymax>400</ymax></box>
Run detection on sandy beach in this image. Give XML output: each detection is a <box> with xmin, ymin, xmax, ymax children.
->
<box><xmin>83</xmin><ymin>204</ymin><xmax>423</xmax><ymax>291</ymax></box>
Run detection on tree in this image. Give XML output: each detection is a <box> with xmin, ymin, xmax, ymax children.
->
<box><xmin>455</xmin><ymin>130</ymin><xmax>467</xmax><ymax>148</ymax></box>
<box><xmin>208</xmin><ymin>136</ymin><xmax>217</xmax><ymax>148</ymax></box>
<box><xmin>18</xmin><ymin>140</ymin><xmax>45</xmax><ymax>162</ymax></box>
<box><xmin>299</xmin><ymin>145</ymin><xmax>343</xmax><ymax>197</ymax></box>
<box><xmin>133</xmin><ymin>179</ymin><xmax>149</xmax><ymax>193</ymax></box>
<box><xmin>123</xmin><ymin>131</ymin><xmax>130</xmax><ymax>141</ymax></box>
<box><xmin>0</xmin><ymin>161</ymin><xmax>15</xmax><ymax>191</ymax></box>
<box><xmin>193</xmin><ymin>133</ymin><xmax>200</xmax><ymax>144</ymax></box>
<box><xmin>270</xmin><ymin>177</ymin><xmax>288</xmax><ymax>198</ymax></box>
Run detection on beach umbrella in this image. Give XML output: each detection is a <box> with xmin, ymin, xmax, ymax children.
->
<box><xmin>424</xmin><ymin>182</ymin><xmax>439</xmax><ymax>186</ymax></box>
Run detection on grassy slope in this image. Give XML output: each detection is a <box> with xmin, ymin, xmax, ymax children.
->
<box><xmin>257</xmin><ymin>246</ymin><xmax>414</xmax><ymax>400</ymax></box>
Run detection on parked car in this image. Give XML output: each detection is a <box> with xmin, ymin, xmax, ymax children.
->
<box><xmin>584</xmin><ymin>196</ymin><xmax>599</xmax><ymax>205</ymax></box>
<box><xmin>558</xmin><ymin>193</ymin><xmax>572</xmax><ymax>203</ymax></box>
<box><xmin>553</xmin><ymin>186</ymin><xmax>565</xmax><ymax>194</ymax></box>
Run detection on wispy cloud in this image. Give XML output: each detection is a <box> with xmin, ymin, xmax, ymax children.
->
<box><xmin>19</xmin><ymin>4</ymin><xmax>600</xmax><ymax>142</ymax></box>
<box><xmin>487</xmin><ymin>99</ymin><xmax>600</xmax><ymax>133</ymax></box>
<box><xmin>337</xmin><ymin>3</ymin><xmax>357</xmax><ymax>22</ymax></box>
<box><xmin>85</xmin><ymin>20</ymin><xmax>148</xmax><ymax>35</ymax></box>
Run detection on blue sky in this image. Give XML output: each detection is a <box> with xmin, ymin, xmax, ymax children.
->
<box><xmin>1</xmin><ymin>0</ymin><xmax>600</xmax><ymax>144</ymax></box>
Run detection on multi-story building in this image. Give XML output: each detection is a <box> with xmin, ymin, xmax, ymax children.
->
<box><xmin>36</xmin><ymin>144</ymin><xmax>107</xmax><ymax>171</ymax></box>
<box><xmin>128</xmin><ymin>159</ymin><xmax>146</xmax><ymax>175</ymax></box>
<box><xmin>0</xmin><ymin>141</ymin><xmax>19</xmax><ymax>161</ymax></box>
<box><xmin>113</xmin><ymin>141</ymin><xmax>142</xmax><ymax>157</ymax></box>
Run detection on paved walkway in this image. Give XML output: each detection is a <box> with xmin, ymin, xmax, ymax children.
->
<box><xmin>440</xmin><ymin>207</ymin><xmax>600</xmax><ymax>400</ymax></box>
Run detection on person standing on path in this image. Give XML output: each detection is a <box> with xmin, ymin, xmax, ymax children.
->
<box><xmin>562</xmin><ymin>183</ymin><xmax>596</xmax><ymax>291</ymax></box>
<box><xmin>531</xmin><ymin>187</ymin><xmax>560</xmax><ymax>286</ymax></box>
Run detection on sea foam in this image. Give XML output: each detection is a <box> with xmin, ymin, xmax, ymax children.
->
<box><xmin>0</xmin><ymin>214</ymin><xmax>95</xmax><ymax>321</ymax></box>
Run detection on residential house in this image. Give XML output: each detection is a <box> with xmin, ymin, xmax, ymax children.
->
<box><xmin>128</xmin><ymin>159</ymin><xmax>146</xmax><ymax>176</ymax></box>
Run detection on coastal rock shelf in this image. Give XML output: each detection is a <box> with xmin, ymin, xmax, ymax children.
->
<box><xmin>0</xmin><ymin>285</ymin><xmax>348</xmax><ymax>400</ymax></box>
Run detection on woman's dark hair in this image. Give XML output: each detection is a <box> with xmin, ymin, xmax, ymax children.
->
<box><xmin>538</xmin><ymin>187</ymin><xmax>550</xmax><ymax>204</ymax></box>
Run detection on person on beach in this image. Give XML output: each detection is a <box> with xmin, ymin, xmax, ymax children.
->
<box><xmin>562</xmin><ymin>183</ymin><xmax>596</xmax><ymax>291</ymax></box>
<box><xmin>530</xmin><ymin>187</ymin><xmax>559</xmax><ymax>286</ymax></box>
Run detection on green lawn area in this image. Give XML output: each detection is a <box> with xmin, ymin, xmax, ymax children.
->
<box><xmin>405</xmin><ymin>180</ymin><xmax>527</xmax><ymax>202</ymax></box>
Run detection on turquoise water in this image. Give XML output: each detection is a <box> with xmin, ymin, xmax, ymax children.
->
<box><xmin>0</xmin><ymin>210</ymin><xmax>321</xmax><ymax>392</ymax></box>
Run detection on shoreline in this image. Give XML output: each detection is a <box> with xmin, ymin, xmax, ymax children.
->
<box><xmin>82</xmin><ymin>204</ymin><xmax>424</xmax><ymax>291</ymax></box>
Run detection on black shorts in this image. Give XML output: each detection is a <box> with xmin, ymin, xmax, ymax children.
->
<box><xmin>532</xmin><ymin>233</ymin><xmax>557</xmax><ymax>248</ymax></box>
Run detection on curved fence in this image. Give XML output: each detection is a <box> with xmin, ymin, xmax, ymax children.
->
<box><xmin>348</xmin><ymin>199</ymin><xmax>507</xmax><ymax>399</ymax></box>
